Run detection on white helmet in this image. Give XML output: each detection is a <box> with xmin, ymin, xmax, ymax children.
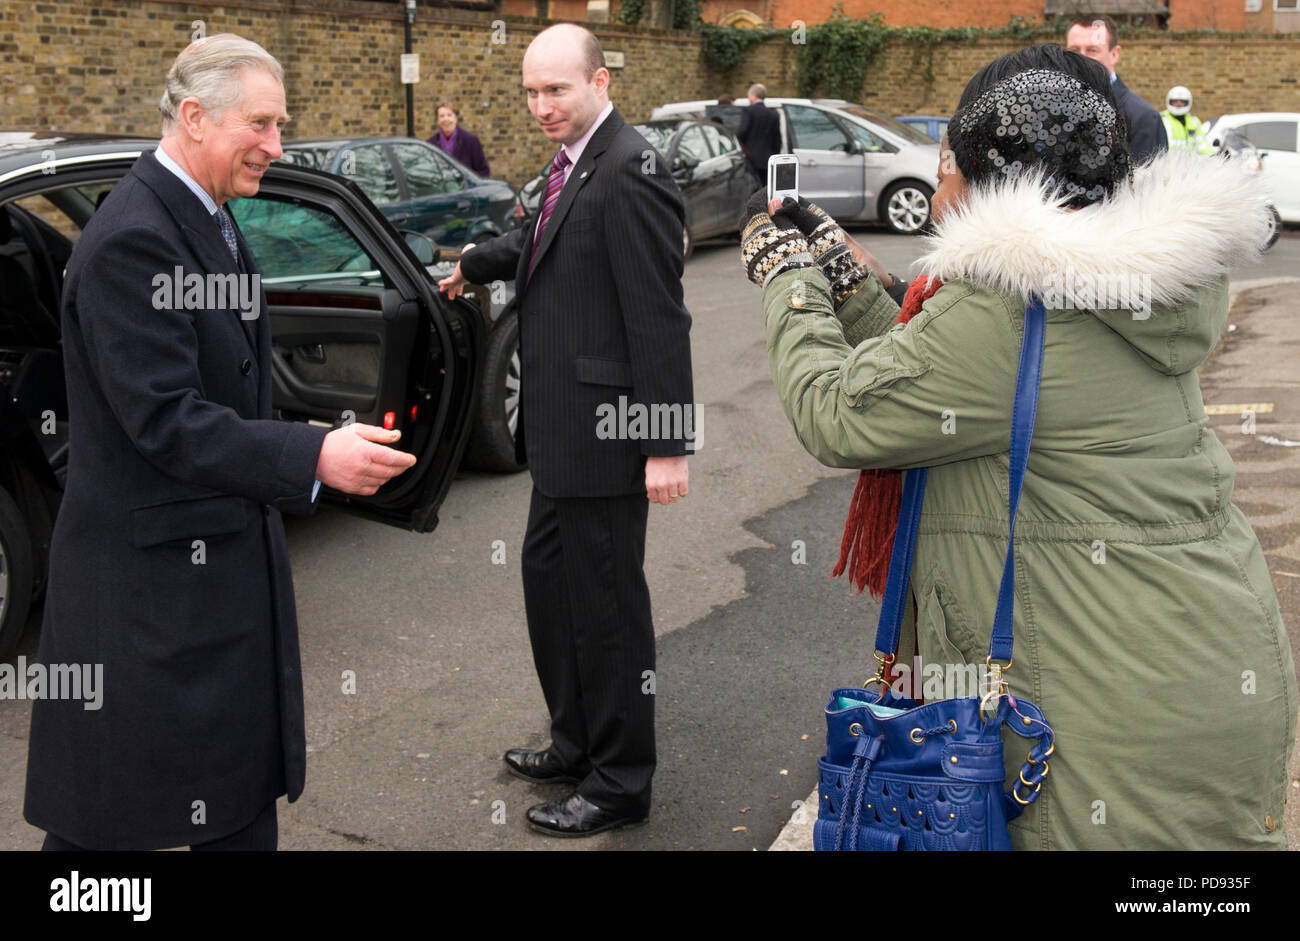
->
<box><xmin>1166</xmin><ymin>86</ymin><xmax>1192</xmax><ymax>116</ymax></box>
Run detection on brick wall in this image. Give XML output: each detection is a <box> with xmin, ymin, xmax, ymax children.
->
<box><xmin>727</xmin><ymin>32</ymin><xmax>1300</xmax><ymax>124</ymax></box>
<box><xmin>698</xmin><ymin>0</ymin><xmax>1043</xmax><ymax>29</ymax></box>
<box><xmin>1167</xmin><ymin>0</ymin><xmax>1245</xmax><ymax>30</ymax></box>
<box><xmin>3</xmin><ymin>0</ymin><xmax>1298</xmax><ymax>189</ymax></box>
<box><xmin>696</xmin><ymin>0</ymin><xmax>1250</xmax><ymax>29</ymax></box>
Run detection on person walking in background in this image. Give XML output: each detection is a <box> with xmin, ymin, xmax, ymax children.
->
<box><xmin>1065</xmin><ymin>14</ymin><xmax>1167</xmax><ymax>163</ymax></box>
<box><xmin>1161</xmin><ymin>85</ymin><xmax>1215</xmax><ymax>154</ymax></box>
<box><xmin>742</xmin><ymin>42</ymin><xmax>1294</xmax><ymax>849</ymax></box>
<box><xmin>428</xmin><ymin>102</ymin><xmax>490</xmax><ymax>176</ymax></box>
<box><xmin>24</xmin><ymin>34</ymin><xmax>417</xmax><ymax>851</ymax></box>
<box><xmin>736</xmin><ymin>82</ymin><xmax>782</xmax><ymax>178</ymax></box>
<box><xmin>437</xmin><ymin>23</ymin><xmax>693</xmax><ymax>838</ymax></box>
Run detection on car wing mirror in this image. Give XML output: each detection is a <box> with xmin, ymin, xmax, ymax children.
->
<box><xmin>402</xmin><ymin>230</ymin><xmax>439</xmax><ymax>265</ymax></box>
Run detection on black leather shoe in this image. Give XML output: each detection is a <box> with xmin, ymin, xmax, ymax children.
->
<box><xmin>503</xmin><ymin>747</ymin><xmax>584</xmax><ymax>785</ymax></box>
<box><xmin>526</xmin><ymin>792</ymin><xmax>648</xmax><ymax>838</ymax></box>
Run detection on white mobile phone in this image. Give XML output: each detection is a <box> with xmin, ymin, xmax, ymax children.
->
<box><xmin>767</xmin><ymin>154</ymin><xmax>799</xmax><ymax>204</ymax></box>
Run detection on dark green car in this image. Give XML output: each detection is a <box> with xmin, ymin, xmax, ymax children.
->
<box><xmin>279</xmin><ymin>137</ymin><xmax>522</xmax><ymax>251</ymax></box>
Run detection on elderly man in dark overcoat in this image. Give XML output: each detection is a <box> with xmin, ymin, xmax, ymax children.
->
<box><xmin>24</xmin><ymin>34</ymin><xmax>416</xmax><ymax>850</ymax></box>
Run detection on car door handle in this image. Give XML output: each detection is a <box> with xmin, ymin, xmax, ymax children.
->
<box><xmin>456</xmin><ymin>200</ymin><xmax>471</xmax><ymax>209</ymax></box>
<box><xmin>389</xmin><ymin>212</ymin><xmax>412</xmax><ymax>224</ymax></box>
<box><xmin>805</xmin><ymin>158</ymin><xmax>818</xmax><ymax>167</ymax></box>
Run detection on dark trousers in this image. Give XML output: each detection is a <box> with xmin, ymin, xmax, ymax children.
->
<box><xmin>41</xmin><ymin>799</ymin><xmax>278</xmax><ymax>851</ymax></box>
<box><xmin>521</xmin><ymin>487</ymin><xmax>656</xmax><ymax>817</ymax></box>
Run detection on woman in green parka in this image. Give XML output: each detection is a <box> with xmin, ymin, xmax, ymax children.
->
<box><xmin>742</xmin><ymin>45</ymin><xmax>1296</xmax><ymax>849</ymax></box>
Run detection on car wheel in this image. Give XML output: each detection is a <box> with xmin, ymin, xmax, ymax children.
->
<box><xmin>1264</xmin><ymin>205</ymin><xmax>1282</xmax><ymax>251</ymax></box>
<box><xmin>881</xmin><ymin>181</ymin><xmax>933</xmax><ymax>235</ymax></box>
<box><xmin>0</xmin><ymin>485</ymin><xmax>34</xmax><ymax>661</ymax></box>
<box><xmin>462</xmin><ymin>308</ymin><xmax>526</xmax><ymax>473</ymax></box>
<box><xmin>682</xmin><ymin>225</ymin><xmax>694</xmax><ymax>261</ymax></box>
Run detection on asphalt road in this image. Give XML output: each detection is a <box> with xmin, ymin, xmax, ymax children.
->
<box><xmin>2</xmin><ymin>226</ymin><xmax>1297</xmax><ymax>851</ymax></box>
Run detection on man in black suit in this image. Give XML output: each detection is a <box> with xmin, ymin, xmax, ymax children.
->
<box><xmin>24</xmin><ymin>34</ymin><xmax>416</xmax><ymax>850</ymax></box>
<box><xmin>439</xmin><ymin>23</ymin><xmax>693</xmax><ymax>838</ymax></box>
<box><xmin>736</xmin><ymin>83</ymin><xmax>783</xmax><ymax>178</ymax></box>
<box><xmin>1066</xmin><ymin>15</ymin><xmax>1167</xmax><ymax>164</ymax></box>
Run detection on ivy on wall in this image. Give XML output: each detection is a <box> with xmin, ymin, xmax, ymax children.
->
<box><xmin>694</xmin><ymin>7</ymin><xmax>1280</xmax><ymax>102</ymax></box>
<box><xmin>619</xmin><ymin>0</ymin><xmax>700</xmax><ymax>29</ymax></box>
<box><xmin>698</xmin><ymin>23</ymin><xmax>784</xmax><ymax>72</ymax></box>
<box><xmin>618</xmin><ymin>0</ymin><xmax>644</xmax><ymax>26</ymax></box>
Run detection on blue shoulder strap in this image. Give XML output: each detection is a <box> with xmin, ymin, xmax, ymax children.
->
<box><xmin>871</xmin><ymin>297</ymin><xmax>1046</xmax><ymax>664</ymax></box>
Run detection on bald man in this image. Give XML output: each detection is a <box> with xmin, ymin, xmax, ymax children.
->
<box><xmin>440</xmin><ymin>24</ymin><xmax>694</xmax><ymax>837</ymax></box>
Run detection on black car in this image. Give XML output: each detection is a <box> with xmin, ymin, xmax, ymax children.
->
<box><xmin>520</xmin><ymin>118</ymin><xmax>759</xmax><ymax>259</ymax></box>
<box><xmin>278</xmin><ymin>136</ymin><xmax>522</xmax><ymax>250</ymax></box>
<box><xmin>0</xmin><ymin>132</ymin><xmax>524</xmax><ymax>658</ymax></box>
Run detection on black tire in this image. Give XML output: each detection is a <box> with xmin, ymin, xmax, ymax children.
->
<box><xmin>880</xmin><ymin>180</ymin><xmax>933</xmax><ymax>235</ymax></box>
<box><xmin>682</xmin><ymin>224</ymin><xmax>694</xmax><ymax>261</ymax></box>
<box><xmin>0</xmin><ymin>485</ymin><xmax>35</xmax><ymax>661</ymax></box>
<box><xmin>462</xmin><ymin>308</ymin><xmax>526</xmax><ymax>473</ymax></box>
<box><xmin>1264</xmin><ymin>205</ymin><xmax>1282</xmax><ymax>251</ymax></box>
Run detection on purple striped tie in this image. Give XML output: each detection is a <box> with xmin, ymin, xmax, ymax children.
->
<box><xmin>530</xmin><ymin>148</ymin><xmax>571</xmax><ymax>274</ymax></box>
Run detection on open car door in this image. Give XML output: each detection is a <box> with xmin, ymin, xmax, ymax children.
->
<box><xmin>229</xmin><ymin>163</ymin><xmax>480</xmax><ymax>532</ymax></box>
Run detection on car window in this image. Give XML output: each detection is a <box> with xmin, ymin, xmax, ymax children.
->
<box><xmin>786</xmin><ymin>105</ymin><xmax>852</xmax><ymax>153</ymax></box>
<box><xmin>432</xmin><ymin>149</ymin><xmax>467</xmax><ymax>190</ymax></box>
<box><xmin>935</xmin><ymin>121</ymin><xmax>949</xmax><ymax>141</ymax></box>
<box><xmin>675</xmin><ymin>126</ymin><xmax>711</xmax><ymax>168</ymax></box>
<box><xmin>11</xmin><ymin>194</ymin><xmax>82</xmax><ymax>242</ymax></box>
<box><xmin>278</xmin><ymin>145</ymin><xmax>340</xmax><ymax>171</ymax></box>
<box><xmin>845</xmin><ymin>122</ymin><xmax>888</xmax><ymax>153</ymax></box>
<box><xmin>700</xmin><ymin>123</ymin><xmax>734</xmax><ymax>155</ymax></box>
<box><xmin>1239</xmin><ymin>121</ymin><xmax>1297</xmax><ymax>153</ymax></box>
<box><xmin>635</xmin><ymin>125</ymin><xmax>674</xmax><ymax>156</ymax></box>
<box><xmin>839</xmin><ymin>106</ymin><xmax>937</xmax><ymax>146</ymax></box>
<box><xmin>342</xmin><ymin>145</ymin><xmax>400</xmax><ymax>206</ymax></box>
<box><xmin>390</xmin><ymin>142</ymin><xmax>447</xmax><ymax>198</ymax></box>
<box><xmin>229</xmin><ymin>196</ymin><xmax>386</xmax><ymax>287</ymax></box>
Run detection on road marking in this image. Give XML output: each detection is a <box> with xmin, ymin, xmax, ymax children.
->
<box><xmin>1257</xmin><ymin>434</ymin><xmax>1300</xmax><ymax>448</ymax></box>
<box><xmin>1205</xmin><ymin>403</ymin><xmax>1274</xmax><ymax>414</ymax></box>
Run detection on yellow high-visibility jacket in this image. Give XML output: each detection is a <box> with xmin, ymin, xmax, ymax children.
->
<box><xmin>1160</xmin><ymin>110</ymin><xmax>1214</xmax><ymax>154</ymax></box>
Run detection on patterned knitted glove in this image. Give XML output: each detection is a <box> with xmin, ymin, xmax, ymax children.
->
<box><xmin>740</xmin><ymin>189</ymin><xmax>813</xmax><ymax>289</ymax></box>
<box><xmin>771</xmin><ymin>197</ymin><xmax>872</xmax><ymax>308</ymax></box>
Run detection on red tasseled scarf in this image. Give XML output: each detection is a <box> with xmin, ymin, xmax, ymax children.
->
<box><xmin>831</xmin><ymin>275</ymin><xmax>945</xmax><ymax>599</ymax></box>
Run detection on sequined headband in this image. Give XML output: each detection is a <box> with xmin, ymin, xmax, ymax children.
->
<box><xmin>950</xmin><ymin>68</ymin><xmax>1130</xmax><ymax>206</ymax></box>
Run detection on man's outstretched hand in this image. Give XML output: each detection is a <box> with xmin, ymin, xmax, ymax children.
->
<box><xmin>438</xmin><ymin>261</ymin><xmax>468</xmax><ymax>299</ymax></box>
<box><xmin>317</xmin><ymin>423</ymin><xmax>418</xmax><ymax>496</ymax></box>
<box><xmin>646</xmin><ymin>455</ymin><xmax>689</xmax><ymax>506</ymax></box>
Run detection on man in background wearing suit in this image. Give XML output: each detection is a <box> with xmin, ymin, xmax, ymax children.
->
<box><xmin>1066</xmin><ymin>15</ymin><xmax>1168</xmax><ymax>164</ymax></box>
<box><xmin>24</xmin><ymin>34</ymin><xmax>416</xmax><ymax>851</ymax></box>
<box><xmin>736</xmin><ymin>83</ymin><xmax>783</xmax><ymax>179</ymax></box>
<box><xmin>440</xmin><ymin>23</ymin><xmax>694</xmax><ymax>838</ymax></box>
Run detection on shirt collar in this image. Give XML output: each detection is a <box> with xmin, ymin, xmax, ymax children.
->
<box><xmin>562</xmin><ymin>101</ymin><xmax>614</xmax><ymax>168</ymax></box>
<box><xmin>154</xmin><ymin>140</ymin><xmax>219</xmax><ymax>216</ymax></box>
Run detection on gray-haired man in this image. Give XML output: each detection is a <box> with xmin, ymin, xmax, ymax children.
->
<box><xmin>737</xmin><ymin>82</ymin><xmax>782</xmax><ymax>178</ymax></box>
<box><xmin>24</xmin><ymin>33</ymin><xmax>415</xmax><ymax>851</ymax></box>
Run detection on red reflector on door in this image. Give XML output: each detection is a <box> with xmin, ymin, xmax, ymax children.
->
<box><xmin>410</xmin><ymin>405</ymin><xmax>418</xmax><ymax>423</ymax></box>
<box><xmin>383</xmin><ymin>411</ymin><xmax>396</xmax><ymax>430</ymax></box>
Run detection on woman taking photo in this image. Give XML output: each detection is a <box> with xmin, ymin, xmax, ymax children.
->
<box><xmin>741</xmin><ymin>44</ymin><xmax>1295</xmax><ymax>849</ymax></box>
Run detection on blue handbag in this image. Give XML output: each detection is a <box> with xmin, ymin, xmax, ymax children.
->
<box><xmin>814</xmin><ymin>298</ymin><xmax>1056</xmax><ymax>852</ymax></box>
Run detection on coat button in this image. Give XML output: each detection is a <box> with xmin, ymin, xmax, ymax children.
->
<box><xmin>240</xmin><ymin>359</ymin><xmax>252</xmax><ymax>375</ymax></box>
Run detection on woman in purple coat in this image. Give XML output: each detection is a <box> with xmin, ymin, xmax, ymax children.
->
<box><xmin>428</xmin><ymin>102</ymin><xmax>490</xmax><ymax>177</ymax></box>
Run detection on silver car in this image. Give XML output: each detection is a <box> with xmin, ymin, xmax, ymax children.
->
<box><xmin>651</xmin><ymin>98</ymin><xmax>942</xmax><ymax>234</ymax></box>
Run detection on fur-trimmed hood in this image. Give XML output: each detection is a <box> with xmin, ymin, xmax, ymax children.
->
<box><xmin>914</xmin><ymin>149</ymin><xmax>1273</xmax><ymax>370</ymax></box>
